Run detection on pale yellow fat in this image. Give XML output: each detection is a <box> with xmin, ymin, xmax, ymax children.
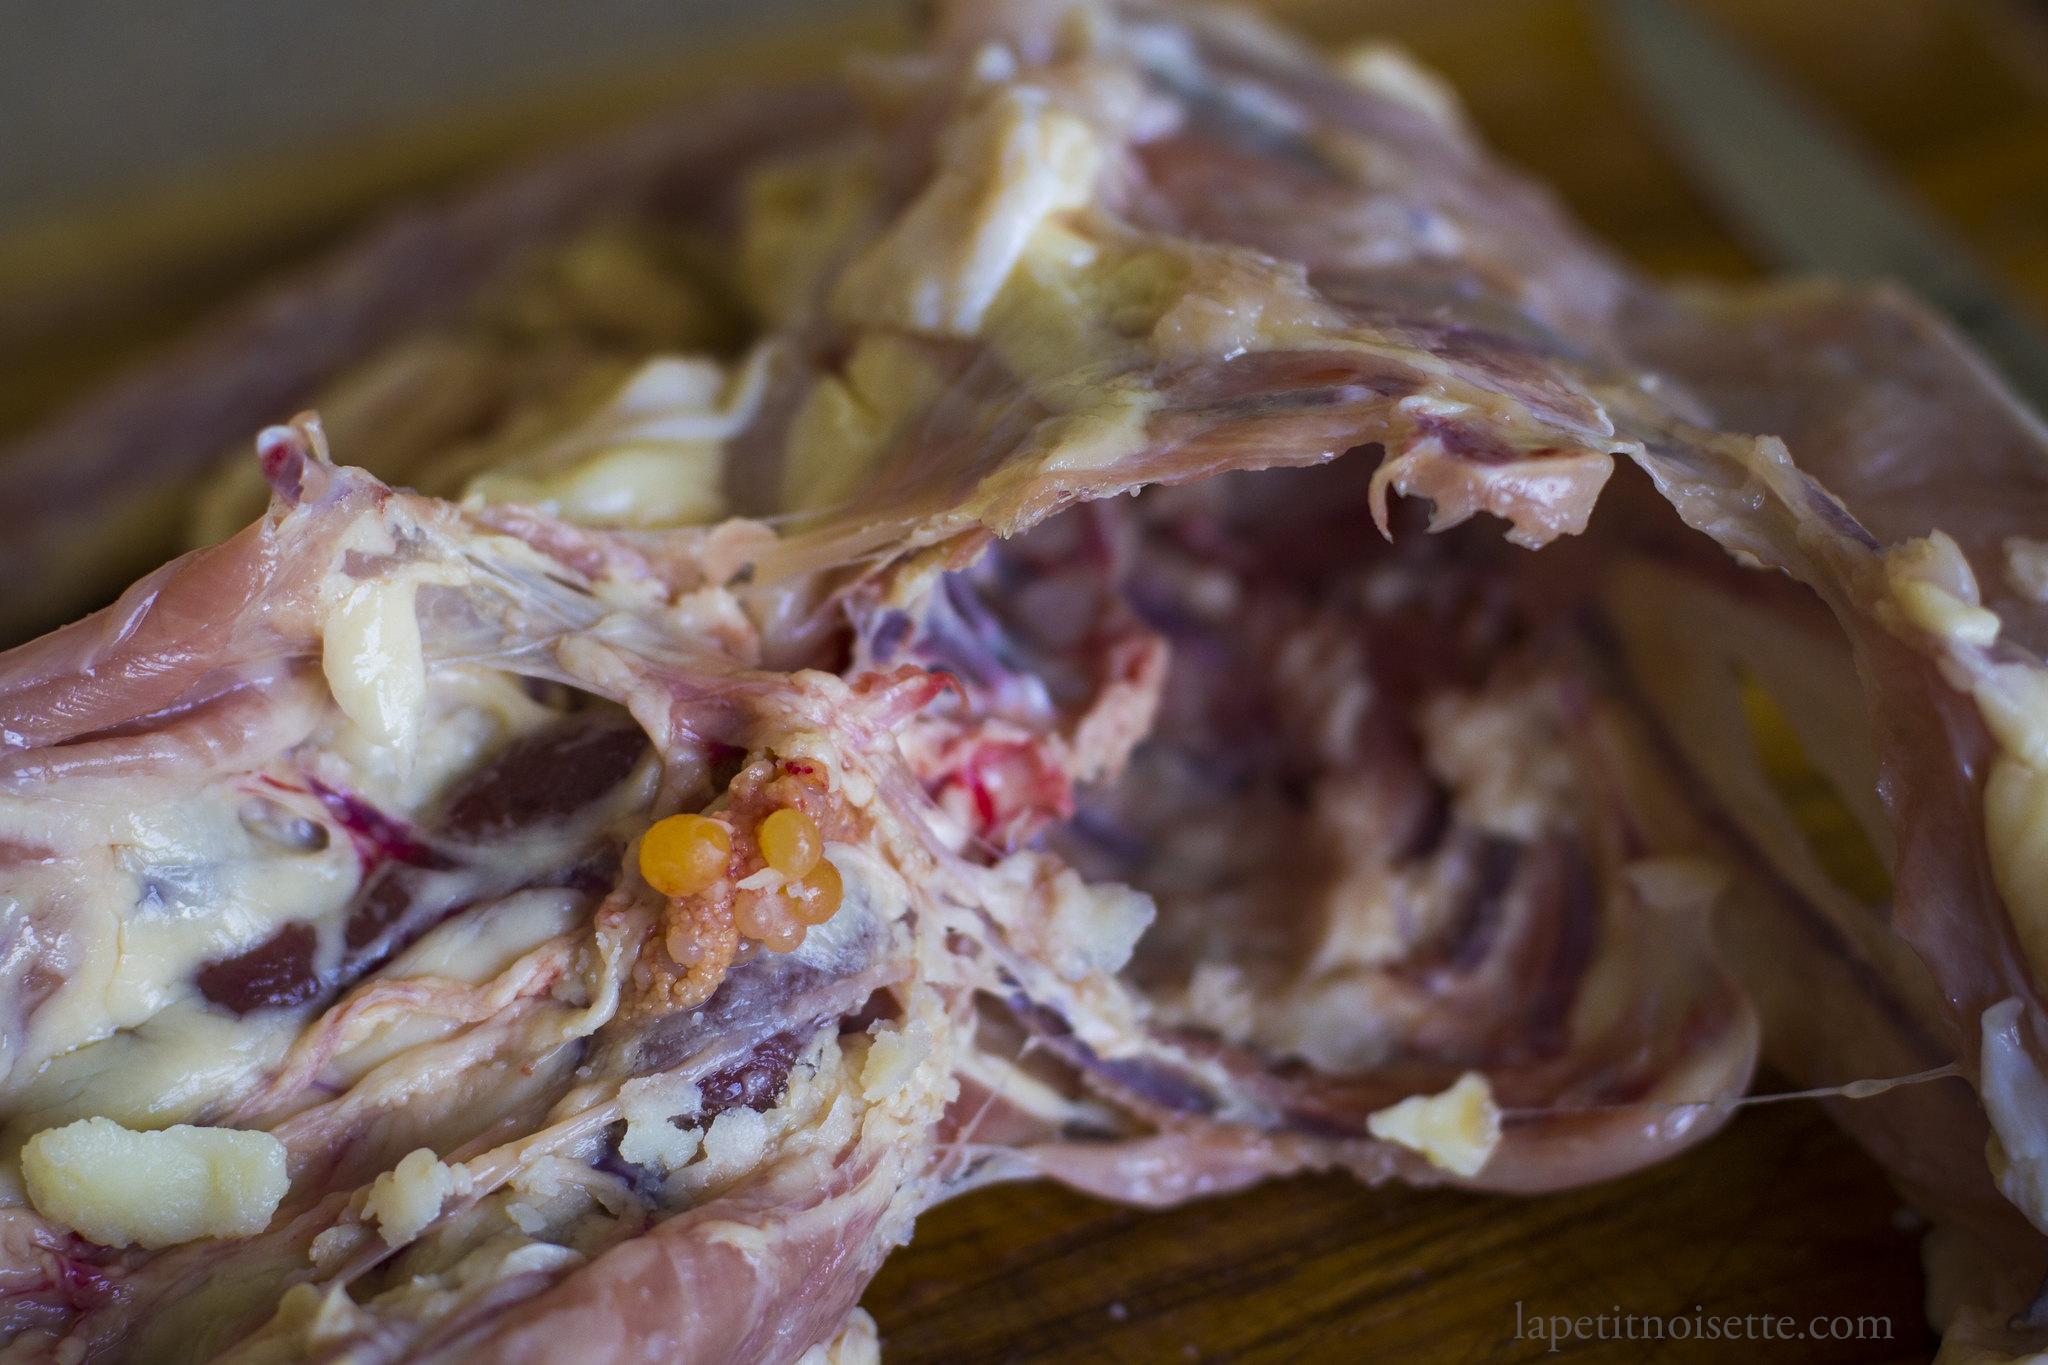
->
<box><xmin>831</xmin><ymin>87</ymin><xmax>1103</xmax><ymax>338</ymax></box>
<box><xmin>22</xmin><ymin>1117</ymin><xmax>288</xmax><ymax>1250</ymax></box>
<box><xmin>322</xmin><ymin>576</ymin><xmax>427</xmax><ymax>754</ymax></box>
<box><xmin>1986</xmin><ymin>757</ymin><xmax>2048</xmax><ymax>982</ymax></box>
<box><xmin>1884</xmin><ymin>534</ymin><xmax>2048</xmax><ymax>990</ymax></box>
<box><xmin>782</xmin><ymin>333</ymin><xmax>949</xmax><ymax>514</ymax></box>
<box><xmin>1365</xmin><ymin>1072</ymin><xmax>1501</xmax><ymax>1178</ymax></box>
<box><xmin>364</xmin><ymin>1147</ymin><xmax>473</xmax><ymax>1248</ymax></box>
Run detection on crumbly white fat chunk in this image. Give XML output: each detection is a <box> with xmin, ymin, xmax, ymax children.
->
<box><xmin>860</xmin><ymin>1018</ymin><xmax>935</xmax><ymax>1103</ymax></box>
<box><xmin>618</xmin><ymin>1071</ymin><xmax>706</xmax><ymax>1173</ymax></box>
<box><xmin>1418</xmin><ymin>684</ymin><xmax>1574</xmax><ymax>840</ymax></box>
<box><xmin>1365</xmin><ymin>1072</ymin><xmax>1502</xmax><ymax>1178</ymax></box>
<box><xmin>1045</xmin><ymin>867</ymin><xmax>1154</xmax><ymax>983</ymax></box>
<box><xmin>22</xmin><ymin>1117</ymin><xmax>288</xmax><ymax>1249</ymax></box>
<box><xmin>663</xmin><ymin>1031</ymin><xmax>884</xmax><ymax>1204</ymax></box>
<box><xmin>983</xmin><ymin>856</ymin><xmax>1155</xmax><ymax>984</ymax></box>
<box><xmin>694</xmin><ymin>1108</ymin><xmax>772</xmax><ymax>1187</ymax></box>
<box><xmin>365</xmin><ymin>1147</ymin><xmax>474</xmax><ymax>1248</ymax></box>
<box><xmin>505</xmin><ymin>1201</ymin><xmax>549</xmax><ymax>1235</ymax></box>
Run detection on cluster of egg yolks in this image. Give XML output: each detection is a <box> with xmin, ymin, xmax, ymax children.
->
<box><xmin>641</xmin><ymin>806</ymin><xmax>843</xmax><ymax>947</ymax></box>
<box><xmin>786</xmin><ymin>859</ymin><xmax>843</xmax><ymax>925</ymax></box>
<box><xmin>753</xmin><ymin>807</ymin><xmax>842</xmax><ymax>927</ymax></box>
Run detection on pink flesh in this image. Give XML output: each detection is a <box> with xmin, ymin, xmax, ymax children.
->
<box><xmin>0</xmin><ymin>1</ymin><xmax>2046</xmax><ymax>1360</ymax></box>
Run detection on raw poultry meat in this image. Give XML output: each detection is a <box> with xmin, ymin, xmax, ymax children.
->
<box><xmin>0</xmin><ymin>2</ymin><xmax>2046</xmax><ymax>1360</ymax></box>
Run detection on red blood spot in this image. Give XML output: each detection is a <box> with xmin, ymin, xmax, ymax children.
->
<box><xmin>256</xmin><ymin>428</ymin><xmax>306</xmax><ymax>503</ymax></box>
<box><xmin>310</xmin><ymin>783</ymin><xmax>451</xmax><ymax>870</ymax></box>
<box><xmin>852</xmin><ymin>664</ymin><xmax>962</xmax><ymax>725</ymax></box>
<box><xmin>936</xmin><ymin>738</ymin><xmax>1074</xmax><ymax>848</ymax></box>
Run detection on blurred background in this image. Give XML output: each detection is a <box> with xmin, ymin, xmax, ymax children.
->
<box><xmin>2</xmin><ymin>0</ymin><xmax>862</xmax><ymax>239</ymax></box>
<box><xmin>5</xmin><ymin>2</ymin><xmax>2048</xmax><ymax>1359</ymax></box>
<box><xmin>6</xmin><ymin>0</ymin><xmax>2048</xmax><ymax>447</ymax></box>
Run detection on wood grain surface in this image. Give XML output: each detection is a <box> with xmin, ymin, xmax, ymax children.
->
<box><xmin>863</xmin><ymin>1093</ymin><xmax>1938</xmax><ymax>1363</ymax></box>
<box><xmin>4</xmin><ymin>2</ymin><xmax>2046</xmax><ymax>1361</ymax></box>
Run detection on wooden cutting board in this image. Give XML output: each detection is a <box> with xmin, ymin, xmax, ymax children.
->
<box><xmin>5</xmin><ymin>2</ymin><xmax>2047</xmax><ymax>1361</ymax></box>
<box><xmin>862</xmin><ymin>1094</ymin><xmax>1937</xmax><ymax>1363</ymax></box>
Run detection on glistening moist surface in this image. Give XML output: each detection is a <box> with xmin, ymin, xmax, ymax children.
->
<box><xmin>0</xmin><ymin>2</ymin><xmax>2045</xmax><ymax>1363</ymax></box>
